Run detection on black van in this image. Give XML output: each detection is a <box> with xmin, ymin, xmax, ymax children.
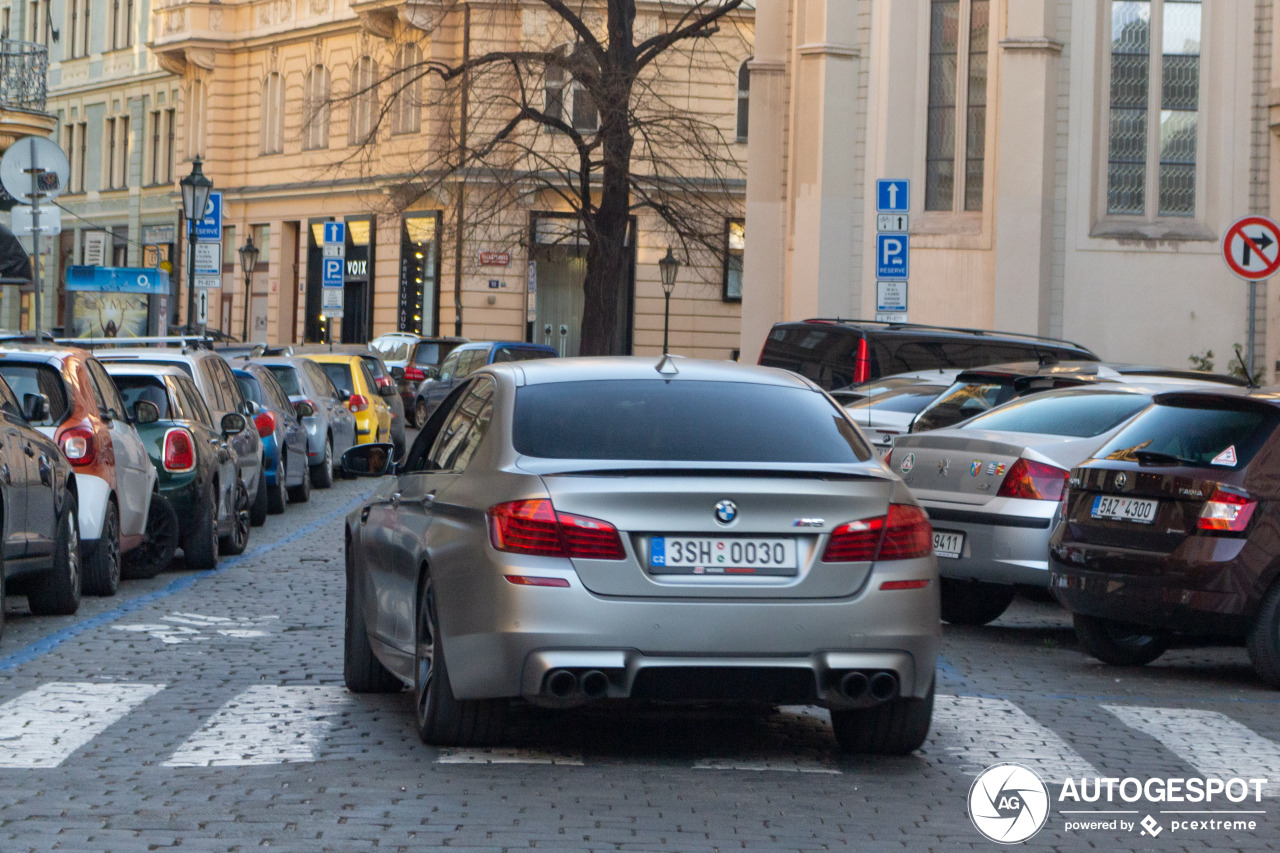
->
<box><xmin>758</xmin><ymin>319</ymin><xmax>1098</xmax><ymax>390</ymax></box>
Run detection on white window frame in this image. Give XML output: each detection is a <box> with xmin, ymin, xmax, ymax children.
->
<box><xmin>260</xmin><ymin>72</ymin><xmax>285</xmax><ymax>155</ymax></box>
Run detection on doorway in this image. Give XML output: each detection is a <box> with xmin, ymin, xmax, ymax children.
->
<box><xmin>530</xmin><ymin>214</ymin><xmax>634</xmax><ymax>356</ymax></box>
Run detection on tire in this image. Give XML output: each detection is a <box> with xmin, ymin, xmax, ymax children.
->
<box><xmin>122</xmin><ymin>493</ymin><xmax>178</xmax><ymax>580</ymax></box>
<box><xmin>249</xmin><ymin>462</ymin><xmax>269</xmax><ymax>527</ymax></box>
<box><xmin>310</xmin><ymin>436</ymin><xmax>334</xmax><ymax>489</ymax></box>
<box><xmin>267</xmin><ymin>454</ymin><xmax>287</xmax><ymax>515</ymax></box>
<box><xmin>940</xmin><ymin>578</ymin><xmax>1015</xmax><ymax>626</ymax></box>
<box><xmin>413</xmin><ymin>573</ymin><xmax>505</xmax><ymax>746</ymax></box>
<box><xmin>287</xmin><ymin>459</ymin><xmax>311</xmax><ymax>504</ymax></box>
<box><xmin>1247</xmin><ymin>582</ymin><xmax>1280</xmax><ymax>688</ymax></box>
<box><xmin>343</xmin><ymin>543</ymin><xmax>401</xmax><ymax>693</ymax></box>
<box><xmin>830</xmin><ymin>678</ymin><xmax>934</xmax><ymax>755</ymax></box>
<box><xmin>28</xmin><ymin>493</ymin><xmax>81</xmax><ymax>616</ymax></box>
<box><xmin>84</xmin><ymin>500</ymin><xmax>121</xmax><ymax>597</ymax></box>
<box><xmin>414</xmin><ymin>399</ymin><xmax>428</xmax><ymax>430</ymax></box>
<box><xmin>1073</xmin><ymin>613</ymin><xmax>1170</xmax><ymax>666</ymax></box>
<box><xmin>184</xmin><ymin>485</ymin><xmax>220</xmax><ymax>572</ymax></box>
<box><xmin>219</xmin><ymin>482</ymin><xmax>251</xmax><ymax>556</ymax></box>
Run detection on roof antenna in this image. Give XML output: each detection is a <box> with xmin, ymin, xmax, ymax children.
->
<box><xmin>1234</xmin><ymin>345</ymin><xmax>1257</xmax><ymax>389</ymax></box>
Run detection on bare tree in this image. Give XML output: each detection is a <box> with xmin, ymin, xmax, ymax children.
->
<box><xmin>350</xmin><ymin>0</ymin><xmax>749</xmax><ymax>355</ymax></box>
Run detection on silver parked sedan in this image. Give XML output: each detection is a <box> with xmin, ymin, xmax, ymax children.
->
<box><xmin>342</xmin><ymin>357</ymin><xmax>939</xmax><ymax>754</ymax></box>
<box><xmin>890</xmin><ymin>383</ymin><xmax>1205</xmax><ymax>625</ymax></box>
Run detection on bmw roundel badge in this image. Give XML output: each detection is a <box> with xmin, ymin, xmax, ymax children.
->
<box><xmin>714</xmin><ymin>500</ymin><xmax>738</xmax><ymax>524</ymax></box>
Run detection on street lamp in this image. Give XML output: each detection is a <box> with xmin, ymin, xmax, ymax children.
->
<box><xmin>238</xmin><ymin>235</ymin><xmax>260</xmax><ymax>342</ymax></box>
<box><xmin>180</xmin><ymin>157</ymin><xmax>213</xmax><ymax>336</ymax></box>
<box><xmin>658</xmin><ymin>247</ymin><xmax>680</xmax><ymax>355</ymax></box>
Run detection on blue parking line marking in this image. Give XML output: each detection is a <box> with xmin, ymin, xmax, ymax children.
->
<box><xmin>0</xmin><ymin>488</ymin><xmax>375</xmax><ymax>672</ymax></box>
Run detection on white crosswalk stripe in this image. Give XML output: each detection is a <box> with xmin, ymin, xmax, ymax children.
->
<box><xmin>1103</xmin><ymin>705</ymin><xmax>1280</xmax><ymax>796</ymax></box>
<box><xmin>930</xmin><ymin>695</ymin><xmax>1100</xmax><ymax>781</ymax></box>
<box><xmin>164</xmin><ymin>685</ymin><xmax>350</xmax><ymax>767</ymax></box>
<box><xmin>0</xmin><ymin>683</ymin><xmax>165</xmax><ymax>768</ymax></box>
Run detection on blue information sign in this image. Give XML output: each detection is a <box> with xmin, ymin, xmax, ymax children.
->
<box><xmin>322</xmin><ymin>222</ymin><xmax>345</xmax><ymax>245</ymax></box>
<box><xmin>876</xmin><ymin>233</ymin><xmax>909</xmax><ymax>281</ymax></box>
<box><xmin>321</xmin><ymin>257</ymin><xmax>344</xmax><ymax>288</ymax></box>
<box><xmin>193</xmin><ymin>191</ymin><xmax>222</xmax><ymax>241</ymax></box>
<box><xmin>876</xmin><ymin>179</ymin><xmax>910</xmax><ymax>214</ymax></box>
<box><xmin>66</xmin><ymin>266</ymin><xmax>170</xmax><ymax>295</ymax></box>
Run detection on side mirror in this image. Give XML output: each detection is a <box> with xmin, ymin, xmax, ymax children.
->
<box><xmin>221</xmin><ymin>412</ymin><xmax>247</xmax><ymax>436</ymax></box>
<box><xmin>239</xmin><ymin>400</ymin><xmax>261</xmax><ymax>417</ymax></box>
<box><xmin>378</xmin><ymin>384</ymin><xmax>396</xmax><ymax>398</ymax></box>
<box><xmin>294</xmin><ymin>401</ymin><xmax>316</xmax><ymax>419</ymax></box>
<box><xmin>21</xmin><ymin>393</ymin><xmax>48</xmax><ymax>423</ymax></box>
<box><xmin>390</xmin><ymin>366</ymin><xmax>405</xmax><ymax>380</ymax></box>
<box><xmin>133</xmin><ymin>400</ymin><xmax>160</xmax><ymax>425</ymax></box>
<box><xmin>341</xmin><ymin>443</ymin><xmax>396</xmax><ymax>477</ymax></box>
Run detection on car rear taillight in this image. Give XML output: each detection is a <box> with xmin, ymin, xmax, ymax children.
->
<box><xmin>996</xmin><ymin>458</ymin><xmax>1068</xmax><ymax>501</ymax></box>
<box><xmin>822</xmin><ymin>504</ymin><xmax>932</xmax><ymax>562</ymax></box>
<box><xmin>403</xmin><ymin>366</ymin><xmax>425</xmax><ymax>383</ymax></box>
<box><xmin>347</xmin><ymin>394</ymin><xmax>369</xmax><ymax>413</ymax></box>
<box><xmin>374</xmin><ymin>376</ymin><xmax>394</xmax><ymax>389</ymax></box>
<box><xmin>254</xmin><ymin>410</ymin><xmax>277</xmax><ymax>438</ymax></box>
<box><xmin>163</xmin><ymin>428</ymin><xmax>196</xmax><ymax>473</ymax></box>
<box><xmin>489</xmin><ymin>499</ymin><xmax>626</xmax><ymax>560</ymax></box>
<box><xmin>1198</xmin><ymin>487</ymin><xmax>1257</xmax><ymax>533</ymax></box>
<box><xmin>59</xmin><ymin>426</ymin><xmax>95</xmax><ymax>467</ymax></box>
<box><xmin>853</xmin><ymin>337</ymin><xmax>870</xmax><ymax>384</ymax></box>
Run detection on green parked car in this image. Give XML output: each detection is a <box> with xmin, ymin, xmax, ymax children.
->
<box><xmin>104</xmin><ymin>362</ymin><xmax>253</xmax><ymax>570</ymax></box>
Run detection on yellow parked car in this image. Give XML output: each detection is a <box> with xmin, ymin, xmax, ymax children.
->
<box><xmin>304</xmin><ymin>354</ymin><xmax>394</xmax><ymax>445</ymax></box>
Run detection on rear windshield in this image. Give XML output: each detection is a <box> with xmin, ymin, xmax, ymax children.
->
<box><xmin>413</xmin><ymin>344</ymin><xmax>442</xmax><ymax>366</ymax></box>
<box><xmin>320</xmin><ymin>363</ymin><xmax>354</xmax><ymax>394</ymax></box>
<box><xmin>912</xmin><ymin>380</ymin><xmax>1017</xmax><ymax>432</ymax></box>
<box><xmin>1096</xmin><ymin>399</ymin><xmax>1280</xmax><ymax>468</ymax></box>
<box><xmin>266</xmin><ymin>365</ymin><xmax>302</xmax><ymax>396</ymax></box>
<box><xmin>962</xmin><ymin>392</ymin><xmax>1151</xmax><ymax>438</ymax></box>
<box><xmin>493</xmin><ymin>347</ymin><xmax>555</xmax><ymax>364</ymax></box>
<box><xmin>846</xmin><ymin>384</ymin><xmax>945</xmax><ymax>415</ymax></box>
<box><xmin>381</xmin><ymin>341</ymin><xmax>411</xmax><ymax>362</ymax></box>
<box><xmin>112</xmin><ymin>375</ymin><xmax>170</xmax><ymax>420</ymax></box>
<box><xmin>0</xmin><ymin>363</ymin><xmax>69</xmax><ymax>426</ymax></box>
<box><xmin>513</xmin><ymin>380</ymin><xmax>871</xmax><ymax>462</ymax></box>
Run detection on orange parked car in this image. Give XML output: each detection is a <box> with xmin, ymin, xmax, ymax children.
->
<box><xmin>0</xmin><ymin>346</ymin><xmax>157</xmax><ymax>596</ymax></box>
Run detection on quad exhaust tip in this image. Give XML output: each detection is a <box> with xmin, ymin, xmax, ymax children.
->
<box><xmin>869</xmin><ymin>671</ymin><xmax>899</xmax><ymax>701</ymax></box>
<box><xmin>839</xmin><ymin>671</ymin><xmax>869</xmax><ymax>701</ymax></box>
<box><xmin>579</xmin><ymin>670</ymin><xmax>609</xmax><ymax>699</ymax></box>
<box><xmin>546</xmin><ymin>669</ymin><xmax>578</xmax><ymax>699</ymax></box>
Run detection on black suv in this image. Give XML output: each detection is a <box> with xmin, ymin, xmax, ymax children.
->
<box><xmin>758</xmin><ymin>319</ymin><xmax>1098</xmax><ymax>390</ymax></box>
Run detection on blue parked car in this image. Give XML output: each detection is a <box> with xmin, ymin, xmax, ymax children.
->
<box><xmin>233</xmin><ymin>363</ymin><xmax>311</xmax><ymax>513</ymax></box>
<box><xmin>412</xmin><ymin>341</ymin><xmax>558</xmax><ymax>425</ymax></box>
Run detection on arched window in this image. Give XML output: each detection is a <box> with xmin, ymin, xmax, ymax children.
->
<box><xmin>186</xmin><ymin>79</ymin><xmax>206</xmax><ymax>159</ymax></box>
<box><xmin>392</xmin><ymin>44</ymin><xmax>422</xmax><ymax>135</ymax></box>
<box><xmin>349</xmin><ymin>56</ymin><xmax>379</xmax><ymax>145</ymax></box>
<box><xmin>736</xmin><ymin>59</ymin><xmax>751</xmax><ymax>142</ymax></box>
<box><xmin>260</xmin><ymin>72</ymin><xmax>284</xmax><ymax>155</ymax></box>
<box><xmin>303</xmin><ymin>65</ymin><xmax>331</xmax><ymax>150</ymax></box>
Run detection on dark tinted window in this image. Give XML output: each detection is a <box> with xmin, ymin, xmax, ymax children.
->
<box><xmin>87</xmin><ymin>359</ymin><xmax>128</xmax><ymax>421</ymax></box>
<box><xmin>454</xmin><ymin>349</ymin><xmax>486</xmax><ymax>378</ymax></box>
<box><xmin>1097</xmin><ymin>398</ymin><xmax>1280</xmax><ymax>468</ymax></box>
<box><xmin>493</xmin><ymin>347</ymin><xmax>555</xmax><ymax>364</ymax></box>
<box><xmin>962</xmin><ymin>391</ymin><xmax>1151</xmax><ymax>438</ymax></box>
<box><xmin>912</xmin><ymin>380</ymin><xmax>1018</xmax><ymax>432</ymax></box>
<box><xmin>321</xmin><ymin>363</ymin><xmax>354</xmax><ymax>395</ymax></box>
<box><xmin>112</xmin><ymin>375</ymin><xmax>171</xmax><ymax>420</ymax></box>
<box><xmin>235</xmin><ymin>373</ymin><xmax>262</xmax><ymax>405</ymax></box>
<box><xmin>302</xmin><ymin>361</ymin><xmax>340</xmax><ymax>398</ymax></box>
<box><xmin>266</xmin><ymin>365</ymin><xmax>302</xmax><ymax>396</ymax></box>
<box><xmin>426</xmin><ymin>378</ymin><xmax>496</xmax><ymax>472</ymax></box>
<box><xmin>436</xmin><ymin>350</ymin><xmax>461</xmax><ymax>382</ymax></box>
<box><xmin>412</xmin><ymin>344</ymin><xmax>442</xmax><ymax>366</ymax></box>
<box><xmin>257</xmin><ymin>370</ymin><xmax>294</xmax><ymax>412</ymax></box>
<box><xmin>176</xmin><ymin>377</ymin><xmax>214</xmax><ymax>428</ymax></box>
<box><xmin>0</xmin><ymin>363</ymin><xmax>69</xmax><ymax>426</ymax></box>
<box><xmin>361</xmin><ymin>356</ymin><xmax>388</xmax><ymax>380</ymax></box>
<box><xmin>513</xmin><ymin>380</ymin><xmax>871</xmax><ymax>462</ymax></box>
<box><xmin>846</xmin><ymin>384</ymin><xmax>946</xmax><ymax>415</ymax></box>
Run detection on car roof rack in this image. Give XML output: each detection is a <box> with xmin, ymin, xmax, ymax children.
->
<box><xmin>54</xmin><ymin>334</ymin><xmax>218</xmax><ymax>352</ymax></box>
<box><xmin>798</xmin><ymin>318</ymin><xmax>1093</xmax><ymax>351</ymax></box>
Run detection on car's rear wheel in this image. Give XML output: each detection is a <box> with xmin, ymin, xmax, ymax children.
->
<box><xmin>84</xmin><ymin>500</ymin><xmax>121</xmax><ymax>597</ymax></box>
<box><xmin>939</xmin><ymin>578</ymin><xmax>1015</xmax><ymax>626</ymax></box>
<box><xmin>310</xmin><ymin>437</ymin><xmax>334</xmax><ymax>489</ymax></box>
<box><xmin>1073</xmin><ymin>613</ymin><xmax>1169</xmax><ymax>666</ymax></box>
<box><xmin>219</xmin><ymin>482</ymin><xmax>251</xmax><ymax>556</ymax></box>
<box><xmin>184</xmin><ymin>485</ymin><xmax>219</xmax><ymax>571</ymax></box>
<box><xmin>28</xmin><ymin>493</ymin><xmax>80</xmax><ymax>616</ymax></box>
<box><xmin>413</xmin><ymin>574</ymin><xmax>505</xmax><ymax>746</ymax></box>
<box><xmin>1246</xmin><ymin>582</ymin><xmax>1280</xmax><ymax>688</ymax></box>
<box><xmin>123</xmin><ymin>493</ymin><xmax>178</xmax><ymax>579</ymax></box>
<box><xmin>267</xmin><ymin>454</ymin><xmax>287</xmax><ymax>515</ymax></box>
<box><xmin>830</xmin><ymin>679</ymin><xmax>934</xmax><ymax>755</ymax></box>
<box><xmin>249</xmin><ymin>464</ymin><xmax>269</xmax><ymax>526</ymax></box>
<box><xmin>343</xmin><ymin>543</ymin><xmax>401</xmax><ymax>694</ymax></box>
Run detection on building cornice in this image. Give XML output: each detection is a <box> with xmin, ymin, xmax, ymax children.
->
<box><xmin>796</xmin><ymin>43</ymin><xmax>860</xmax><ymax>59</ymax></box>
<box><xmin>998</xmin><ymin>37</ymin><xmax>1064</xmax><ymax>55</ymax></box>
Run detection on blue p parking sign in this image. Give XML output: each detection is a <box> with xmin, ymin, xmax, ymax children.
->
<box><xmin>876</xmin><ymin>233</ymin><xmax>909</xmax><ymax>280</ymax></box>
<box><xmin>322</xmin><ymin>257</ymin><xmax>344</xmax><ymax>287</ymax></box>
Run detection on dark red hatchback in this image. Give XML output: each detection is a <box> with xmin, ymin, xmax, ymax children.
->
<box><xmin>1049</xmin><ymin>388</ymin><xmax>1280</xmax><ymax>685</ymax></box>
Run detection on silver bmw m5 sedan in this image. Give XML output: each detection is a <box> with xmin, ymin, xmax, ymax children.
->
<box><xmin>342</xmin><ymin>356</ymin><xmax>940</xmax><ymax>754</ymax></box>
